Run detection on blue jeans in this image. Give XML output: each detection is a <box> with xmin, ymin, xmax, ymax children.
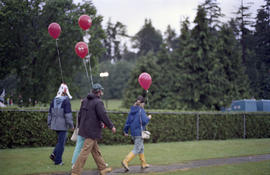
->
<box><xmin>71</xmin><ymin>135</ymin><xmax>85</xmax><ymax>165</ymax></box>
<box><xmin>132</xmin><ymin>136</ymin><xmax>144</xmax><ymax>154</ymax></box>
<box><xmin>53</xmin><ymin>131</ymin><xmax>67</xmax><ymax>164</ymax></box>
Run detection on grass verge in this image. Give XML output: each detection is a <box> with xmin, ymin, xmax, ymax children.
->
<box><xmin>145</xmin><ymin>160</ymin><xmax>270</xmax><ymax>175</ymax></box>
<box><xmin>1</xmin><ymin>139</ymin><xmax>270</xmax><ymax>175</ymax></box>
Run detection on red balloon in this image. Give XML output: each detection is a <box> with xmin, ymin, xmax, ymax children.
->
<box><xmin>48</xmin><ymin>22</ymin><xmax>61</xmax><ymax>39</ymax></box>
<box><xmin>75</xmin><ymin>42</ymin><xmax>88</xmax><ymax>58</ymax></box>
<box><xmin>138</xmin><ymin>72</ymin><xmax>152</xmax><ymax>90</ymax></box>
<box><xmin>78</xmin><ymin>15</ymin><xmax>92</xmax><ymax>30</ymax></box>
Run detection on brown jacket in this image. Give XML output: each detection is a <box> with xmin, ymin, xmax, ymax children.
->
<box><xmin>78</xmin><ymin>93</ymin><xmax>114</xmax><ymax>139</ymax></box>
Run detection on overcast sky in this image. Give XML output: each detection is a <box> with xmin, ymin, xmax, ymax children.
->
<box><xmin>76</xmin><ymin>0</ymin><xmax>266</xmax><ymax>37</ymax></box>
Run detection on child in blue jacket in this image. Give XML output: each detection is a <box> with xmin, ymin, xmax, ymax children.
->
<box><xmin>121</xmin><ymin>95</ymin><xmax>152</xmax><ymax>171</ymax></box>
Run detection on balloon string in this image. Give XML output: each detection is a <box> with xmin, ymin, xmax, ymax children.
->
<box><xmin>83</xmin><ymin>59</ymin><xmax>91</xmax><ymax>90</ymax></box>
<box><xmin>88</xmin><ymin>55</ymin><xmax>94</xmax><ymax>87</ymax></box>
<box><xmin>146</xmin><ymin>90</ymin><xmax>149</xmax><ymax>106</ymax></box>
<box><xmin>85</xmin><ymin>33</ymin><xmax>93</xmax><ymax>87</ymax></box>
<box><xmin>56</xmin><ymin>39</ymin><xmax>64</xmax><ymax>83</ymax></box>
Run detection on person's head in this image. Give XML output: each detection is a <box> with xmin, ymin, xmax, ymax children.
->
<box><xmin>92</xmin><ymin>83</ymin><xmax>104</xmax><ymax>97</ymax></box>
<box><xmin>134</xmin><ymin>95</ymin><xmax>145</xmax><ymax>108</ymax></box>
<box><xmin>56</xmin><ymin>83</ymin><xmax>72</xmax><ymax>99</ymax></box>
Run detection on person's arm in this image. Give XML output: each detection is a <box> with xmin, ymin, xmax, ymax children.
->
<box><xmin>123</xmin><ymin>113</ymin><xmax>131</xmax><ymax>135</ymax></box>
<box><xmin>63</xmin><ymin>98</ymin><xmax>74</xmax><ymax>129</ymax></box>
<box><xmin>77</xmin><ymin>100</ymin><xmax>83</xmax><ymax>127</ymax></box>
<box><xmin>141</xmin><ymin>108</ymin><xmax>150</xmax><ymax>126</ymax></box>
<box><xmin>47</xmin><ymin>100</ymin><xmax>53</xmax><ymax>128</ymax></box>
<box><xmin>47</xmin><ymin>113</ymin><xmax>51</xmax><ymax>128</ymax></box>
<box><xmin>96</xmin><ymin>100</ymin><xmax>116</xmax><ymax>133</ymax></box>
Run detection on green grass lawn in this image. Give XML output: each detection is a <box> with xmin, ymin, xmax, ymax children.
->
<box><xmin>70</xmin><ymin>99</ymin><xmax>125</xmax><ymax>111</ymax></box>
<box><xmin>1</xmin><ymin>139</ymin><xmax>270</xmax><ymax>175</ymax></box>
<box><xmin>144</xmin><ymin>160</ymin><xmax>270</xmax><ymax>175</ymax></box>
<box><xmin>4</xmin><ymin>99</ymin><xmax>125</xmax><ymax>111</ymax></box>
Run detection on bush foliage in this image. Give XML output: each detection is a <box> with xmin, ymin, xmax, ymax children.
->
<box><xmin>1</xmin><ymin>111</ymin><xmax>270</xmax><ymax>148</ymax></box>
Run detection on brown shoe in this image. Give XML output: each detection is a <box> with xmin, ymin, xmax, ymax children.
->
<box><xmin>100</xmin><ymin>167</ymin><xmax>112</xmax><ymax>175</ymax></box>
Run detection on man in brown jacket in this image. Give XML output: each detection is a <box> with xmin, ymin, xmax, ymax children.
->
<box><xmin>71</xmin><ymin>83</ymin><xmax>116</xmax><ymax>175</ymax></box>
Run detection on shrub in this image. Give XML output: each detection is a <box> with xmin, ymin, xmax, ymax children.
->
<box><xmin>0</xmin><ymin>110</ymin><xmax>270</xmax><ymax>148</ymax></box>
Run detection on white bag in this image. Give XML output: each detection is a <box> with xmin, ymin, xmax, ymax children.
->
<box><xmin>71</xmin><ymin>128</ymin><xmax>79</xmax><ymax>142</ymax></box>
<box><xmin>141</xmin><ymin>130</ymin><xmax>151</xmax><ymax>139</ymax></box>
<box><xmin>139</xmin><ymin>109</ymin><xmax>151</xmax><ymax>139</ymax></box>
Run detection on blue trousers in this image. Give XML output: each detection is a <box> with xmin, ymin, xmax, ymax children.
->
<box><xmin>71</xmin><ymin>135</ymin><xmax>85</xmax><ymax>165</ymax></box>
<box><xmin>53</xmin><ymin>131</ymin><xmax>67</xmax><ymax>164</ymax></box>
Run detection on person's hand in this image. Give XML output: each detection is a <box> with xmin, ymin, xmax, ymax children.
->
<box><xmin>124</xmin><ymin>133</ymin><xmax>129</xmax><ymax>137</ymax></box>
<box><xmin>111</xmin><ymin>127</ymin><xmax>116</xmax><ymax>133</ymax></box>
<box><xmin>101</xmin><ymin>122</ymin><xmax>106</xmax><ymax>128</ymax></box>
<box><xmin>148</xmin><ymin>115</ymin><xmax>152</xmax><ymax>119</ymax></box>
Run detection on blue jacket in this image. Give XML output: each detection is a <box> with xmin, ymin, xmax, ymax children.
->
<box><xmin>123</xmin><ymin>106</ymin><xmax>150</xmax><ymax>136</ymax></box>
<box><xmin>47</xmin><ymin>96</ymin><xmax>74</xmax><ymax>131</ymax></box>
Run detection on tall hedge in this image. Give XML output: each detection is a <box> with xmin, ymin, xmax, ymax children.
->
<box><xmin>1</xmin><ymin>110</ymin><xmax>270</xmax><ymax>148</ymax></box>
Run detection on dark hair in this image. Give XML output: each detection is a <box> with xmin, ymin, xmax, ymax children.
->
<box><xmin>137</xmin><ymin>95</ymin><xmax>145</xmax><ymax>103</ymax></box>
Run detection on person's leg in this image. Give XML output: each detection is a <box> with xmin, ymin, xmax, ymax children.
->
<box><xmin>50</xmin><ymin>149</ymin><xmax>56</xmax><ymax>161</ymax></box>
<box><xmin>91</xmin><ymin>141</ymin><xmax>107</xmax><ymax>170</ymax></box>
<box><xmin>136</xmin><ymin>137</ymin><xmax>149</xmax><ymax>168</ymax></box>
<box><xmin>54</xmin><ymin>131</ymin><xmax>67</xmax><ymax>165</ymax></box>
<box><xmin>71</xmin><ymin>135</ymin><xmax>85</xmax><ymax>165</ymax></box>
<box><xmin>49</xmin><ymin>152</ymin><xmax>55</xmax><ymax>161</ymax></box>
<box><xmin>71</xmin><ymin>138</ymin><xmax>94</xmax><ymax>175</ymax></box>
<box><xmin>139</xmin><ymin>153</ymin><xmax>150</xmax><ymax>168</ymax></box>
<box><xmin>132</xmin><ymin>136</ymin><xmax>144</xmax><ymax>155</ymax></box>
<box><xmin>50</xmin><ymin>132</ymin><xmax>58</xmax><ymax>160</ymax></box>
<box><xmin>121</xmin><ymin>136</ymin><xmax>139</xmax><ymax>171</ymax></box>
<box><xmin>137</xmin><ymin>137</ymin><xmax>144</xmax><ymax>154</ymax></box>
<box><xmin>121</xmin><ymin>152</ymin><xmax>135</xmax><ymax>171</ymax></box>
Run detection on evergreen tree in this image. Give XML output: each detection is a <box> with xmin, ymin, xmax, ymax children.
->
<box><xmin>121</xmin><ymin>44</ymin><xmax>138</xmax><ymax>62</ymax></box>
<box><xmin>132</xmin><ymin>19</ymin><xmax>163</xmax><ymax>56</ymax></box>
<box><xmin>101</xmin><ymin>19</ymin><xmax>128</xmax><ymax>62</ymax></box>
<box><xmin>176</xmin><ymin>18</ymin><xmax>191</xmax><ymax>56</ymax></box>
<box><xmin>170</xmin><ymin>18</ymin><xmax>192</xmax><ymax>110</ymax></box>
<box><xmin>178</xmin><ymin>6</ymin><xmax>225</xmax><ymax>110</ymax></box>
<box><xmin>254</xmin><ymin>0</ymin><xmax>270</xmax><ymax>98</ymax></box>
<box><xmin>164</xmin><ymin>25</ymin><xmax>178</xmax><ymax>52</ymax></box>
<box><xmin>201</xmin><ymin>0</ymin><xmax>224</xmax><ymax>30</ymax></box>
<box><xmin>216</xmin><ymin>23</ymin><xmax>251</xmax><ymax>106</ymax></box>
<box><xmin>232</xmin><ymin>1</ymin><xmax>256</xmax><ymax>99</ymax></box>
<box><xmin>235</xmin><ymin>0</ymin><xmax>254</xmax><ymax>64</ymax></box>
<box><xmin>150</xmin><ymin>44</ymin><xmax>177</xmax><ymax>109</ymax></box>
<box><xmin>94</xmin><ymin>60</ymin><xmax>135</xmax><ymax>99</ymax></box>
<box><xmin>122</xmin><ymin>52</ymin><xmax>160</xmax><ymax>109</ymax></box>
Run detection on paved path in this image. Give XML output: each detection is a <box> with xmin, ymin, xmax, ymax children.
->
<box><xmin>51</xmin><ymin>154</ymin><xmax>270</xmax><ymax>175</ymax></box>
